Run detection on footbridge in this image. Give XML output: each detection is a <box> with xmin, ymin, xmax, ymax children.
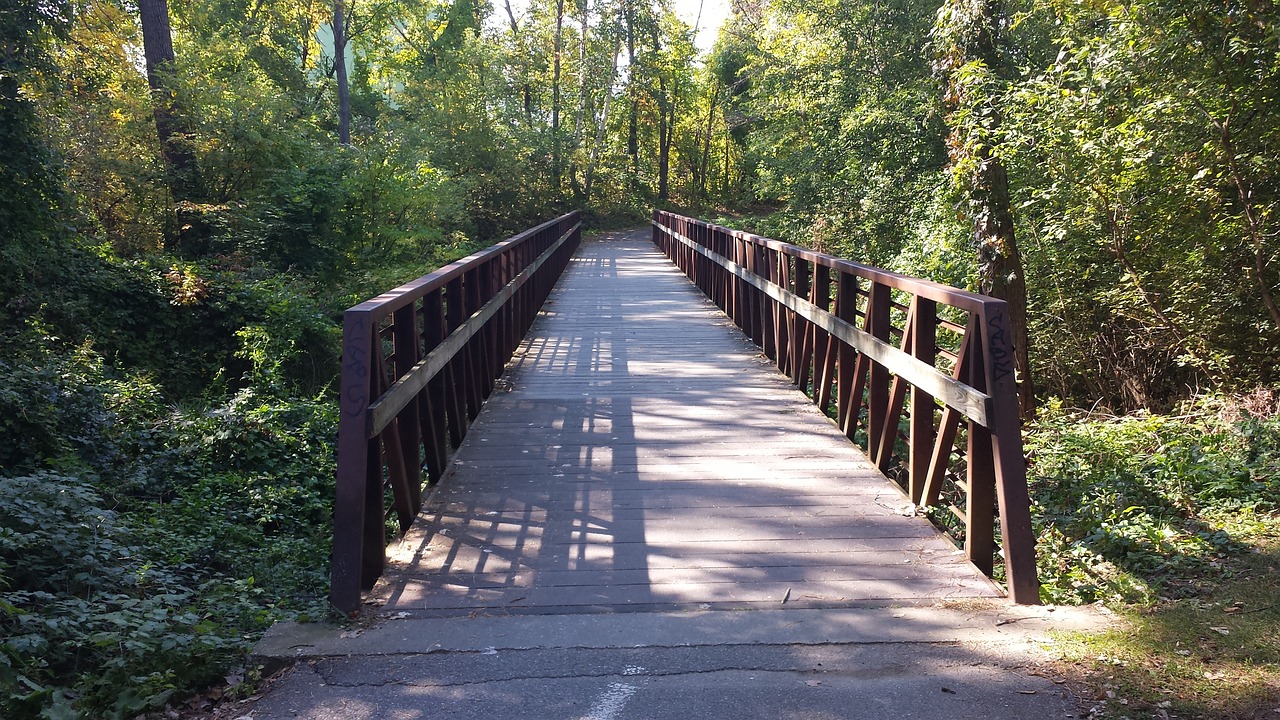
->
<box><xmin>329</xmin><ymin>211</ymin><xmax>1040</xmax><ymax>618</ymax></box>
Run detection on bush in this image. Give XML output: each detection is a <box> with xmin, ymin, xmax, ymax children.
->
<box><xmin>1027</xmin><ymin>394</ymin><xmax>1280</xmax><ymax>605</ymax></box>
<box><xmin>0</xmin><ymin>388</ymin><xmax>338</xmax><ymax>718</ymax></box>
<box><xmin>0</xmin><ymin>474</ymin><xmax>252</xmax><ymax>718</ymax></box>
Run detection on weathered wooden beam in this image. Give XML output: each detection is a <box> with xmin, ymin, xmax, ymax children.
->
<box><xmin>367</xmin><ymin>224</ymin><xmax>580</xmax><ymax>437</ymax></box>
<box><xmin>654</xmin><ymin>221</ymin><xmax>993</xmax><ymax>427</ymax></box>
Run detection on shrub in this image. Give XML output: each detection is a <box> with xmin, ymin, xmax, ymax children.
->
<box><xmin>1027</xmin><ymin>395</ymin><xmax>1280</xmax><ymax>605</ymax></box>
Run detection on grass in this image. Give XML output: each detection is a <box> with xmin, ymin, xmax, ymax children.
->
<box><xmin>1048</xmin><ymin>522</ymin><xmax>1280</xmax><ymax>719</ymax></box>
<box><xmin>1019</xmin><ymin>393</ymin><xmax>1280</xmax><ymax>718</ymax></box>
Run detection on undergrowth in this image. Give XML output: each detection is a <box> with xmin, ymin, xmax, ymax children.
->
<box><xmin>0</xmin><ymin>342</ymin><xmax>338</xmax><ymax>718</ymax></box>
<box><xmin>1026</xmin><ymin>391</ymin><xmax>1280</xmax><ymax>718</ymax></box>
<box><xmin>1027</xmin><ymin>393</ymin><xmax>1280</xmax><ymax>606</ymax></box>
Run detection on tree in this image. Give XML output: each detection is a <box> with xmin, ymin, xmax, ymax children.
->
<box><xmin>137</xmin><ymin>0</ymin><xmax>198</xmax><ymax>200</ymax></box>
<box><xmin>0</xmin><ymin>0</ymin><xmax>68</xmax><ymax>317</ymax></box>
<box><xmin>333</xmin><ymin>0</ymin><xmax>351</xmax><ymax>144</ymax></box>
<box><xmin>934</xmin><ymin>0</ymin><xmax>1034</xmax><ymax>419</ymax></box>
<box><xmin>997</xmin><ymin>0</ymin><xmax>1280</xmax><ymax>407</ymax></box>
<box><xmin>551</xmin><ymin>0</ymin><xmax>565</xmax><ymax>189</ymax></box>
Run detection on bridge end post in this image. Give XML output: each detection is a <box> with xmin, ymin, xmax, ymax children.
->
<box><xmin>981</xmin><ymin>300</ymin><xmax>1041</xmax><ymax>604</ymax></box>
<box><xmin>331</xmin><ymin>308</ymin><xmax>374</xmax><ymax>617</ymax></box>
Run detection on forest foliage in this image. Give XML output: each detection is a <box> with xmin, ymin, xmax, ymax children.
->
<box><xmin>0</xmin><ymin>0</ymin><xmax>1277</xmax><ymax>716</ymax></box>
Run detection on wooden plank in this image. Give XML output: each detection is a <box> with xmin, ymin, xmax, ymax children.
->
<box><xmin>382</xmin><ymin>547</ymin><xmax>973</xmax><ymax>576</ymax></box>
<box><xmin>370</xmin><ymin>230</ymin><xmax>1008</xmax><ymax>614</ymax></box>
<box><xmin>382</xmin><ymin>576</ymin><xmax>1001</xmax><ymax>611</ymax></box>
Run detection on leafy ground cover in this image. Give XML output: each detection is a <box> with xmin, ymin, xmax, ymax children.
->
<box><xmin>0</xmin><ymin>334</ymin><xmax>340</xmax><ymax>718</ymax></box>
<box><xmin>1026</xmin><ymin>392</ymin><xmax>1280</xmax><ymax>718</ymax></box>
<box><xmin>0</xmin><ymin>239</ymin><xmax>489</xmax><ymax>718</ymax></box>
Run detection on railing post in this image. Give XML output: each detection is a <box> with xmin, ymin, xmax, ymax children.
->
<box><xmin>982</xmin><ymin>301</ymin><xmax>1040</xmax><ymax>603</ymax></box>
<box><xmin>332</xmin><ymin>309</ymin><xmax>373</xmax><ymax>616</ymax></box>
<box><xmin>965</xmin><ymin>322</ymin><xmax>996</xmax><ymax>576</ymax></box>
<box><xmin>813</xmin><ymin>266</ymin><xmax>834</xmax><ymax>414</ymax></box>
<box><xmin>392</xmin><ymin>304</ymin><xmax>423</xmax><ymax>515</ymax></box>
<box><xmin>835</xmin><ymin>272</ymin><xmax>859</xmax><ymax>436</ymax></box>
<box><xmin>908</xmin><ymin>298</ymin><xmax>937</xmax><ymax>504</ymax></box>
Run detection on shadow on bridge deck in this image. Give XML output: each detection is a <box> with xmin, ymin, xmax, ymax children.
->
<box><xmin>371</xmin><ymin>229</ymin><xmax>1000</xmax><ymax>617</ymax></box>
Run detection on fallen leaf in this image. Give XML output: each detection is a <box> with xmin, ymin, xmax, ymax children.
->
<box><xmin>1210</xmin><ymin>626</ymin><xmax>1231</xmax><ymax>636</ymax></box>
<box><xmin>941</xmin><ymin>687</ymin><xmax>957</xmax><ymax>695</ymax></box>
<box><xmin>1016</xmin><ymin>690</ymin><xmax>1038</xmax><ymax>695</ymax></box>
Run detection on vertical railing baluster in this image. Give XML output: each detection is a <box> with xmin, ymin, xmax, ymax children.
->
<box><xmin>835</xmin><ymin>272</ymin><xmax>858</xmax><ymax>435</ymax></box>
<box><xmin>864</xmin><ymin>283</ymin><xmax>891</xmax><ymax>451</ymax></box>
<box><xmin>391</xmin><ymin>303</ymin><xmax>423</xmax><ymax>515</ymax></box>
<box><xmin>421</xmin><ymin>292</ymin><xmax>448</xmax><ymax>484</ymax></box>
<box><xmin>909</xmin><ymin>298</ymin><xmax>938</xmax><ymax>504</ymax></box>
<box><xmin>964</xmin><ymin>320</ymin><xmax>996</xmax><ymax>576</ymax></box>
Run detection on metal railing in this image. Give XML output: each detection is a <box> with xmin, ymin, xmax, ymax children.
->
<box><xmin>652</xmin><ymin>211</ymin><xmax>1039</xmax><ymax>603</ymax></box>
<box><xmin>331</xmin><ymin>212</ymin><xmax>582</xmax><ymax>615</ymax></box>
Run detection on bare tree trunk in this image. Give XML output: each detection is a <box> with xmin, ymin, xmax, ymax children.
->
<box><xmin>569</xmin><ymin>0</ymin><xmax>590</xmax><ymax>199</ymax></box>
<box><xmin>574</xmin><ymin>0</ymin><xmax>588</xmax><ymax>145</ymax></box>
<box><xmin>624</xmin><ymin>0</ymin><xmax>639</xmax><ymax>177</ymax></box>
<box><xmin>698</xmin><ymin>80</ymin><xmax>720</xmax><ymax>199</ymax></box>
<box><xmin>552</xmin><ymin>0</ymin><xmax>565</xmax><ymax>190</ymax></box>
<box><xmin>657</xmin><ymin>75</ymin><xmax>670</xmax><ymax>200</ymax></box>
<box><xmin>502</xmin><ymin>0</ymin><xmax>535</xmax><ymax>125</ymax></box>
<box><xmin>584</xmin><ymin>42</ymin><xmax>620</xmax><ymax>201</ymax></box>
<box><xmin>334</xmin><ymin>0</ymin><xmax>351</xmax><ymax>145</ymax></box>
<box><xmin>503</xmin><ymin>0</ymin><xmax>519</xmax><ymax>32</ymax></box>
<box><xmin>138</xmin><ymin>0</ymin><xmax>197</xmax><ymax>200</ymax></box>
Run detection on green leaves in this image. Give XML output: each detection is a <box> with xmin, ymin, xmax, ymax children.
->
<box><xmin>0</xmin><ymin>388</ymin><xmax>338</xmax><ymax>718</ymax></box>
<box><xmin>1027</xmin><ymin>396</ymin><xmax>1280</xmax><ymax>605</ymax></box>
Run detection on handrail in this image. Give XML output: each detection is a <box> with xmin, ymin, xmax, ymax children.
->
<box><xmin>331</xmin><ymin>212</ymin><xmax>582</xmax><ymax>615</ymax></box>
<box><xmin>652</xmin><ymin>211</ymin><xmax>1039</xmax><ymax>604</ymax></box>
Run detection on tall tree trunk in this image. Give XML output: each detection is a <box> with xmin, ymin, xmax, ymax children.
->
<box><xmin>698</xmin><ymin>80</ymin><xmax>720</xmax><ymax>199</ymax></box>
<box><xmin>938</xmin><ymin>0</ymin><xmax>1034</xmax><ymax>419</ymax></box>
<box><xmin>502</xmin><ymin>0</ymin><xmax>535</xmax><ymax>125</ymax></box>
<box><xmin>503</xmin><ymin>0</ymin><xmax>519</xmax><ymax>32</ymax></box>
<box><xmin>552</xmin><ymin>0</ymin><xmax>565</xmax><ymax>190</ymax></box>
<box><xmin>624</xmin><ymin>0</ymin><xmax>639</xmax><ymax>177</ymax></box>
<box><xmin>574</xmin><ymin>0</ymin><xmax>588</xmax><ymax>145</ymax></box>
<box><xmin>584</xmin><ymin>42</ymin><xmax>620</xmax><ymax>201</ymax></box>
<box><xmin>570</xmin><ymin>0</ymin><xmax>590</xmax><ymax>199</ymax></box>
<box><xmin>333</xmin><ymin>0</ymin><xmax>351</xmax><ymax>145</ymax></box>
<box><xmin>138</xmin><ymin>0</ymin><xmax>197</xmax><ymax>201</ymax></box>
<box><xmin>657</xmin><ymin>77</ymin><xmax>671</xmax><ymax>201</ymax></box>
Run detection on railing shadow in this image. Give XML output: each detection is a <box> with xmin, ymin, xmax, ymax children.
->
<box><xmin>375</xmin><ymin>230</ymin><xmax>1001</xmax><ymax>615</ymax></box>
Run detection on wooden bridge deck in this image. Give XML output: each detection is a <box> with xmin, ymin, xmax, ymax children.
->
<box><xmin>372</xmin><ymin>229</ymin><xmax>1001</xmax><ymax>616</ymax></box>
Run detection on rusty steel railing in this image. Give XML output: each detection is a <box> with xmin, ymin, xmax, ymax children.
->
<box><xmin>652</xmin><ymin>211</ymin><xmax>1039</xmax><ymax>603</ymax></box>
<box><xmin>331</xmin><ymin>212</ymin><xmax>582</xmax><ymax>615</ymax></box>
